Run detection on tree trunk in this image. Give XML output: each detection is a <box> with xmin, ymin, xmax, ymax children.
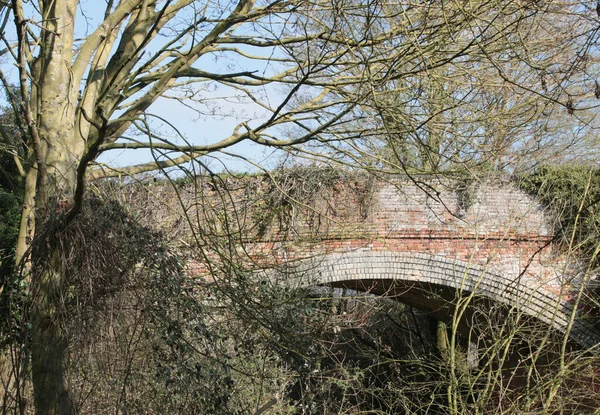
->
<box><xmin>16</xmin><ymin>1</ymin><xmax>82</xmax><ymax>412</ymax></box>
<box><xmin>28</xmin><ymin>164</ymin><xmax>79</xmax><ymax>415</ymax></box>
<box><xmin>30</xmin><ymin>259</ymin><xmax>74</xmax><ymax>414</ymax></box>
<box><xmin>28</xmin><ymin>152</ymin><xmax>79</xmax><ymax>415</ymax></box>
<box><xmin>28</xmin><ymin>143</ymin><xmax>80</xmax><ymax>415</ymax></box>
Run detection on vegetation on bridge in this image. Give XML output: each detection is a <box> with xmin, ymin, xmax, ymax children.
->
<box><xmin>520</xmin><ymin>165</ymin><xmax>600</xmax><ymax>267</ymax></box>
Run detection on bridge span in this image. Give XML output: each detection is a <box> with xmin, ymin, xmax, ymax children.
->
<box><xmin>130</xmin><ymin>174</ymin><xmax>600</xmax><ymax>349</ymax></box>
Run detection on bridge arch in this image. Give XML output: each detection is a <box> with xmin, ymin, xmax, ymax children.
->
<box><xmin>280</xmin><ymin>251</ymin><xmax>600</xmax><ymax>350</ymax></box>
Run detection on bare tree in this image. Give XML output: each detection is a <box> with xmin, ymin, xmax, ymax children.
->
<box><xmin>299</xmin><ymin>1</ymin><xmax>600</xmax><ymax>174</ymax></box>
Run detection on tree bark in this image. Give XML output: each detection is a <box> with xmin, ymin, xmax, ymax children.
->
<box><xmin>28</xmin><ymin>140</ymin><xmax>80</xmax><ymax>415</ymax></box>
<box><xmin>20</xmin><ymin>1</ymin><xmax>81</xmax><ymax>412</ymax></box>
<box><xmin>30</xmin><ymin>259</ymin><xmax>74</xmax><ymax>414</ymax></box>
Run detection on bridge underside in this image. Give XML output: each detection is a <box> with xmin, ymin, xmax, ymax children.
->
<box><xmin>276</xmin><ymin>251</ymin><xmax>600</xmax><ymax>350</ymax></box>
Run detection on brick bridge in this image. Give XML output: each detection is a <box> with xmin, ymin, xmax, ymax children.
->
<box><xmin>130</xmin><ymin>174</ymin><xmax>600</xmax><ymax>350</ymax></box>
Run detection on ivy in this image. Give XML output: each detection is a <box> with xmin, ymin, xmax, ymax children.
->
<box><xmin>519</xmin><ymin>164</ymin><xmax>600</xmax><ymax>266</ymax></box>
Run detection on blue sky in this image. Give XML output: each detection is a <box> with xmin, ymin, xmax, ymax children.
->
<box><xmin>2</xmin><ymin>1</ymin><xmax>293</xmax><ymax>175</ymax></box>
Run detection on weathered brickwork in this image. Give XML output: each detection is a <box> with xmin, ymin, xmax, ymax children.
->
<box><xmin>280</xmin><ymin>251</ymin><xmax>598</xmax><ymax>349</ymax></box>
<box><xmin>124</xmin><ymin>175</ymin><xmax>600</xmax><ymax>348</ymax></box>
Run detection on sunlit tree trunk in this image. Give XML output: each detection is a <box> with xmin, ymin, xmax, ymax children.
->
<box><xmin>14</xmin><ymin>0</ymin><xmax>81</xmax><ymax>412</ymax></box>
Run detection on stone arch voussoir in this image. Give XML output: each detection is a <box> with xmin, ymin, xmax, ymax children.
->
<box><xmin>276</xmin><ymin>251</ymin><xmax>600</xmax><ymax>350</ymax></box>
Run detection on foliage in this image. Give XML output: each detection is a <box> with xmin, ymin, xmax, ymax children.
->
<box><xmin>519</xmin><ymin>164</ymin><xmax>600</xmax><ymax>265</ymax></box>
<box><xmin>251</xmin><ymin>165</ymin><xmax>374</xmax><ymax>238</ymax></box>
<box><xmin>0</xmin><ymin>192</ymin><xmax>20</xmax><ymax>266</ymax></box>
<box><xmin>0</xmin><ymin>193</ymin><xmax>295</xmax><ymax>414</ymax></box>
<box><xmin>0</xmin><ymin>191</ymin><xmax>24</xmax><ymax>348</ymax></box>
<box><xmin>0</xmin><ymin>97</ymin><xmax>25</xmax><ymax>354</ymax></box>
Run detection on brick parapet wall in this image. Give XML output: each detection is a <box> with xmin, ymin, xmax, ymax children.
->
<box><xmin>236</xmin><ymin>178</ymin><xmax>563</xmax><ymax>293</ymax></box>
<box><xmin>127</xmin><ymin>176</ymin><xmax>564</xmax><ymax>284</ymax></box>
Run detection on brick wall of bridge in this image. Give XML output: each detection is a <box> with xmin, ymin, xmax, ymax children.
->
<box><xmin>124</xmin><ymin>175</ymin><xmax>572</xmax><ymax>298</ymax></box>
<box><xmin>254</xmin><ymin>178</ymin><xmax>564</xmax><ymax>295</ymax></box>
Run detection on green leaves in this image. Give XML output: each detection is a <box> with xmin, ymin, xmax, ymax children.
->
<box><xmin>520</xmin><ymin>164</ymin><xmax>600</xmax><ymax>263</ymax></box>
